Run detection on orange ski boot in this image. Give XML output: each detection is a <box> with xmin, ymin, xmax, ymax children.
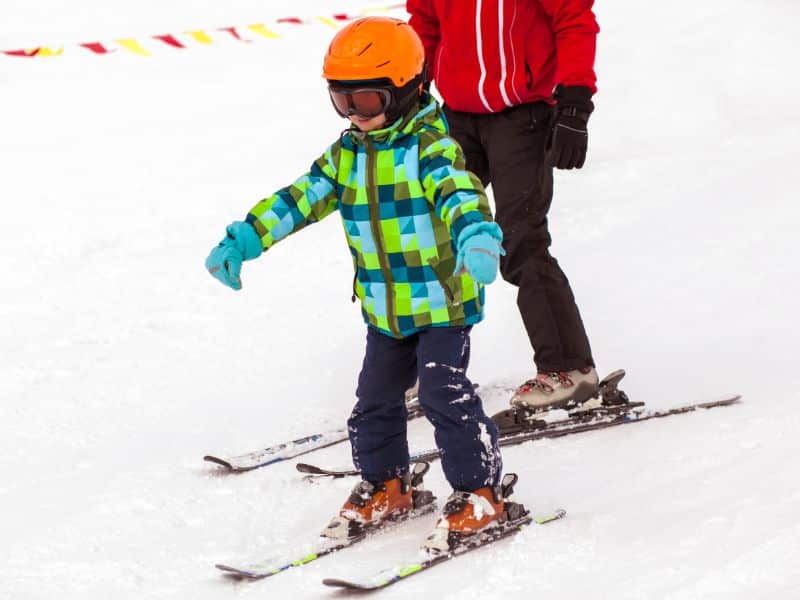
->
<box><xmin>421</xmin><ymin>473</ymin><xmax>528</xmax><ymax>554</ymax></box>
<box><xmin>322</xmin><ymin>461</ymin><xmax>436</xmax><ymax>541</ymax></box>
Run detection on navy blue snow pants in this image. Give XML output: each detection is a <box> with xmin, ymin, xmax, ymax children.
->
<box><xmin>348</xmin><ymin>326</ymin><xmax>502</xmax><ymax>492</ymax></box>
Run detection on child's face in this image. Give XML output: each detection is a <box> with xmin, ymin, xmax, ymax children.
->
<box><xmin>349</xmin><ymin>113</ymin><xmax>387</xmax><ymax>132</ymax></box>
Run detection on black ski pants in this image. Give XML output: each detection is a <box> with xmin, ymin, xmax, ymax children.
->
<box><xmin>444</xmin><ymin>102</ymin><xmax>594</xmax><ymax>372</ymax></box>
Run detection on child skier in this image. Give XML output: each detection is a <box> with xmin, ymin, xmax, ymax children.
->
<box><xmin>205</xmin><ymin>17</ymin><xmax>526</xmax><ymax>554</ymax></box>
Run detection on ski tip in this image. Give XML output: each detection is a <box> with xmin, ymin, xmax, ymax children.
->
<box><xmin>535</xmin><ymin>508</ymin><xmax>567</xmax><ymax>524</ymax></box>
<box><xmin>322</xmin><ymin>577</ymin><xmax>374</xmax><ymax>590</ymax></box>
<box><xmin>203</xmin><ymin>455</ymin><xmax>234</xmax><ymax>470</ymax></box>
<box><xmin>699</xmin><ymin>395</ymin><xmax>743</xmax><ymax>409</ymax></box>
<box><xmin>215</xmin><ymin>564</ymin><xmax>263</xmax><ymax>579</ymax></box>
<box><xmin>296</xmin><ymin>463</ymin><xmax>360</xmax><ymax>478</ymax></box>
<box><xmin>215</xmin><ymin>563</ymin><xmax>239</xmax><ymax>574</ymax></box>
<box><xmin>322</xmin><ymin>577</ymin><xmax>357</xmax><ymax>589</ymax></box>
<box><xmin>295</xmin><ymin>462</ymin><xmax>325</xmax><ymax>475</ymax></box>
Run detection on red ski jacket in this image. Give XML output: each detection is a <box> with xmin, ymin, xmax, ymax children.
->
<box><xmin>407</xmin><ymin>0</ymin><xmax>599</xmax><ymax>114</ymax></box>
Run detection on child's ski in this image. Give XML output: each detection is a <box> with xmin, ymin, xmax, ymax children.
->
<box><xmin>215</xmin><ymin>495</ymin><xmax>437</xmax><ymax>580</ymax></box>
<box><xmin>322</xmin><ymin>509</ymin><xmax>566</xmax><ymax>591</ymax></box>
<box><xmin>297</xmin><ymin>446</ymin><xmax>443</xmax><ymax>479</ymax></box>
<box><xmin>297</xmin><ymin>395</ymin><xmax>741</xmax><ymax>479</ymax></box>
<box><xmin>204</xmin><ymin>398</ymin><xmax>426</xmax><ymax>472</ymax></box>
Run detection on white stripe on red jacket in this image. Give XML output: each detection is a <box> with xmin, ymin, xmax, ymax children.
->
<box><xmin>408</xmin><ymin>0</ymin><xmax>599</xmax><ymax>114</ymax></box>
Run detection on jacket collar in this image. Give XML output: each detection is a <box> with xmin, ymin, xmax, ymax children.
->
<box><xmin>346</xmin><ymin>93</ymin><xmax>443</xmax><ymax>147</ymax></box>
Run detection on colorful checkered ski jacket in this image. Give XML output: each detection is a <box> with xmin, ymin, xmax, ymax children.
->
<box><xmin>245</xmin><ymin>95</ymin><xmax>494</xmax><ymax>338</ymax></box>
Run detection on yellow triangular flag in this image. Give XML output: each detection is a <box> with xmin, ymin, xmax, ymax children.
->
<box><xmin>187</xmin><ymin>31</ymin><xmax>213</xmax><ymax>44</ymax></box>
<box><xmin>35</xmin><ymin>47</ymin><xmax>64</xmax><ymax>57</ymax></box>
<box><xmin>248</xmin><ymin>24</ymin><xmax>280</xmax><ymax>39</ymax></box>
<box><xmin>116</xmin><ymin>38</ymin><xmax>150</xmax><ymax>56</ymax></box>
<box><xmin>315</xmin><ymin>16</ymin><xmax>339</xmax><ymax>29</ymax></box>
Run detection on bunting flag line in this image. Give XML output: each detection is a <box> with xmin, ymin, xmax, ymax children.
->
<box><xmin>2</xmin><ymin>3</ymin><xmax>405</xmax><ymax>59</ymax></box>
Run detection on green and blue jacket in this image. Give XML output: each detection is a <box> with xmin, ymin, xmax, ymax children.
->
<box><xmin>246</xmin><ymin>94</ymin><xmax>494</xmax><ymax>338</ymax></box>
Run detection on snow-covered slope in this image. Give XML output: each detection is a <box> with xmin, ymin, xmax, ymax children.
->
<box><xmin>1</xmin><ymin>1</ymin><xmax>798</xmax><ymax>598</ymax></box>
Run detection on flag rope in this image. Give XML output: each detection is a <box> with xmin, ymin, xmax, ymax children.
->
<box><xmin>2</xmin><ymin>4</ymin><xmax>405</xmax><ymax>59</ymax></box>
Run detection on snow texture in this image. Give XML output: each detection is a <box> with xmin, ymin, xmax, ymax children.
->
<box><xmin>2</xmin><ymin>0</ymin><xmax>799</xmax><ymax>598</ymax></box>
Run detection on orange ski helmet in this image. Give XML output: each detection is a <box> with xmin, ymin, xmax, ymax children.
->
<box><xmin>323</xmin><ymin>17</ymin><xmax>425</xmax><ymax>86</ymax></box>
<box><xmin>323</xmin><ymin>17</ymin><xmax>427</xmax><ymax>122</ymax></box>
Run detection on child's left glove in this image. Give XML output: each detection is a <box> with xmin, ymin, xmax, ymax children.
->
<box><xmin>205</xmin><ymin>221</ymin><xmax>263</xmax><ymax>290</ymax></box>
<box><xmin>454</xmin><ymin>222</ymin><xmax>505</xmax><ymax>285</ymax></box>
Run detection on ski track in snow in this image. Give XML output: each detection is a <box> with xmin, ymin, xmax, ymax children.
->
<box><xmin>2</xmin><ymin>0</ymin><xmax>799</xmax><ymax>598</ymax></box>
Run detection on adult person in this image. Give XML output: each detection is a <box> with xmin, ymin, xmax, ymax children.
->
<box><xmin>408</xmin><ymin>0</ymin><xmax>601</xmax><ymax>409</ymax></box>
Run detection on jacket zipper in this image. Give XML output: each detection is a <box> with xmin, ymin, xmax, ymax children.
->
<box><xmin>364</xmin><ymin>139</ymin><xmax>401</xmax><ymax>338</ymax></box>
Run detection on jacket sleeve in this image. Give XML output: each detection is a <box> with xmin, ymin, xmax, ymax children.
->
<box><xmin>418</xmin><ymin>130</ymin><xmax>493</xmax><ymax>246</ymax></box>
<box><xmin>246</xmin><ymin>144</ymin><xmax>340</xmax><ymax>250</ymax></box>
<box><xmin>539</xmin><ymin>0</ymin><xmax>600</xmax><ymax>93</ymax></box>
<box><xmin>407</xmin><ymin>0</ymin><xmax>440</xmax><ymax>76</ymax></box>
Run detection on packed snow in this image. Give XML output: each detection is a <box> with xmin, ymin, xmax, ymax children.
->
<box><xmin>2</xmin><ymin>1</ymin><xmax>799</xmax><ymax>598</ymax></box>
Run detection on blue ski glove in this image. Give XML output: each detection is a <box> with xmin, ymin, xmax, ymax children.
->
<box><xmin>205</xmin><ymin>221</ymin><xmax>263</xmax><ymax>290</ymax></box>
<box><xmin>454</xmin><ymin>222</ymin><xmax>505</xmax><ymax>285</ymax></box>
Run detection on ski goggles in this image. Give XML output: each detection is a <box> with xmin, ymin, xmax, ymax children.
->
<box><xmin>328</xmin><ymin>85</ymin><xmax>393</xmax><ymax>118</ymax></box>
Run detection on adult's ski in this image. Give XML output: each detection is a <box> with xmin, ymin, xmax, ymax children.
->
<box><xmin>204</xmin><ymin>397</ymin><xmax>426</xmax><ymax>472</ymax></box>
<box><xmin>496</xmin><ymin>394</ymin><xmax>742</xmax><ymax>447</ymax></box>
<box><xmin>297</xmin><ymin>394</ymin><xmax>742</xmax><ymax>479</ymax></box>
<box><xmin>322</xmin><ymin>508</ymin><xmax>566</xmax><ymax>591</ymax></box>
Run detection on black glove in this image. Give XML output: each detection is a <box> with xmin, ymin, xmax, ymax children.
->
<box><xmin>547</xmin><ymin>85</ymin><xmax>594</xmax><ymax>170</ymax></box>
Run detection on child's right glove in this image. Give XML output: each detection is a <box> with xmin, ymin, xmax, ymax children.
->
<box><xmin>454</xmin><ymin>222</ymin><xmax>505</xmax><ymax>285</ymax></box>
<box><xmin>205</xmin><ymin>221</ymin><xmax>263</xmax><ymax>290</ymax></box>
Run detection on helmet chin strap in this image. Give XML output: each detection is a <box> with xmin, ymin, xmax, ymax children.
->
<box><xmin>385</xmin><ymin>71</ymin><xmax>425</xmax><ymax>123</ymax></box>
